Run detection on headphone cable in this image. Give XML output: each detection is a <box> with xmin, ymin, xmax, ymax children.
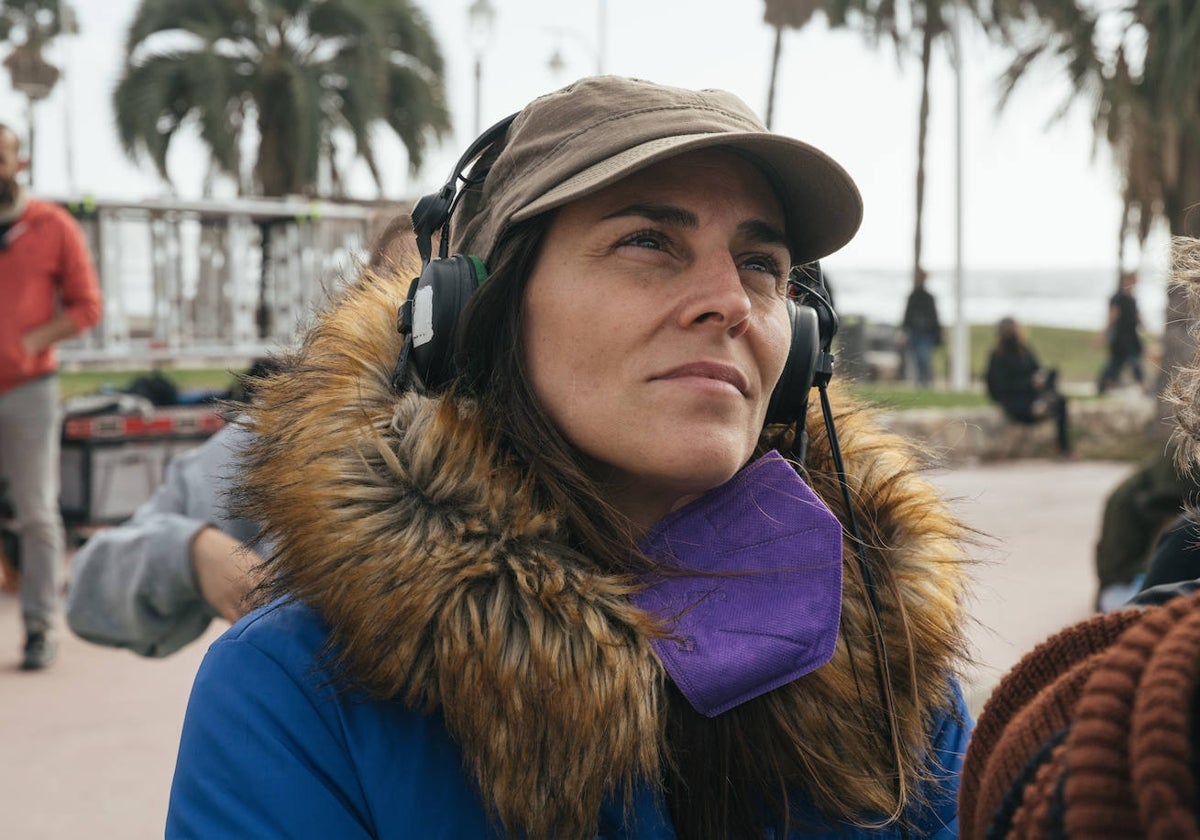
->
<box><xmin>816</xmin><ymin>382</ymin><xmax>909</xmax><ymax>834</ymax></box>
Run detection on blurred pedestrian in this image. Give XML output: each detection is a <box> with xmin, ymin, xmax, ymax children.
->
<box><xmin>901</xmin><ymin>268</ymin><xmax>942</xmax><ymax>387</ymax></box>
<box><xmin>984</xmin><ymin>316</ymin><xmax>1072</xmax><ymax>456</ymax></box>
<box><xmin>1138</xmin><ymin>512</ymin><xmax>1200</xmax><ymax>595</ymax></box>
<box><xmin>1093</xmin><ymin>441</ymin><xmax>1200</xmax><ymax>611</ymax></box>
<box><xmin>1097</xmin><ymin>269</ymin><xmax>1145</xmax><ymax>394</ymax></box>
<box><xmin>0</xmin><ymin>122</ymin><xmax>102</xmax><ymax>670</ymax></box>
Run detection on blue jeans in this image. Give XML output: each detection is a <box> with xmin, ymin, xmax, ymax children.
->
<box><xmin>907</xmin><ymin>333</ymin><xmax>936</xmax><ymax>387</ymax></box>
<box><xmin>0</xmin><ymin>376</ymin><xmax>64</xmax><ymax>636</ymax></box>
<box><xmin>1099</xmin><ymin>351</ymin><xmax>1144</xmax><ymax>391</ymax></box>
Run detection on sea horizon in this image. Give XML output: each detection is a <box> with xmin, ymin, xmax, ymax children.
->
<box><xmin>829</xmin><ymin>265</ymin><xmax>1166</xmax><ymax>334</ymax></box>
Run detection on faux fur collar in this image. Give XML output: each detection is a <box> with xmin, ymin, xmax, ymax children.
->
<box><xmin>237</xmin><ymin>268</ymin><xmax>971</xmax><ymax>839</ymax></box>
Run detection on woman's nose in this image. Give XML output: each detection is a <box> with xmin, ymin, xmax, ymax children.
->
<box><xmin>677</xmin><ymin>250</ymin><xmax>752</xmax><ymax>336</ymax></box>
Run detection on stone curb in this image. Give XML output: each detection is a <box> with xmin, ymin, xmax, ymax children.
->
<box><xmin>877</xmin><ymin>393</ymin><xmax>1159</xmax><ymax>466</ymax></box>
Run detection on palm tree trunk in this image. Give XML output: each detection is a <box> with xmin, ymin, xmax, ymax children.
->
<box><xmin>912</xmin><ymin>21</ymin><xmax>934</xmax><ymax>287</ymax></box>
<box><xmin>766</xmin><ymin>25</ymin><xmax>783</xmax><ymax>130</ymax></box>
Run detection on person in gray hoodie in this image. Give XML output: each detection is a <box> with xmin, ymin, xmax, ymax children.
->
<box><xmin>66</xmin><ymin>420</ymin><xmax>263</xmax><ymax>657</ymax></box>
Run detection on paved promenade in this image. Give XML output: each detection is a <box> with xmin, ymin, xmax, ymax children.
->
<box><xmin>0</xmin><ymin>458</ymin><xmax>1133</xmax><ymax>838</ymax></box>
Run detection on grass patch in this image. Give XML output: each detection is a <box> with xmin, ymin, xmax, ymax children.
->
<box><xmin>60</xmin><ymin>368</ymin><xmax>242</xmax><ymax>399</ymax></box>
<box><xmin>846</xmin><ymin>383</ymin><xmax>992</xmax><ymax>409</ymax></box>
<box><xmin>844</xmin><ymin>323</ymin><xmax>1135</xmax><ymax>409</ymax></box>
<box><xmin>946</xmin><ymin>323</ymin><xmax>1112</xmax><ymax>385</ymax></box>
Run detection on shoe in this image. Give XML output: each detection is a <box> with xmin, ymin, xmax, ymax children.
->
<box><xmin>20</xmin><ymin>631</ymin><xmax>57</xmax><ymax>671</ymax></box>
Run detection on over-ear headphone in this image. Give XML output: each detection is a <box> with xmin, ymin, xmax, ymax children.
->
<box><xmin>393</xmin><ymin>120</ymin><xmax>842</xmax><ymax>431</ymax></box>
<box><xmin>764</xmin><ymin>263</ymin><xmax>837</xmax><ymax>426</ymax></box>
<box><xmin>394</xmin><ymin>114</ymin><xmax>518</xmax><ymax>393</ymax></box>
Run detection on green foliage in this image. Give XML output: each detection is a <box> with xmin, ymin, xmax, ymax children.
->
<box><xmin>113</xmin><ymin>0</ymin><xmax>451</xmax><ymax>196</ymax></box>
<box><xmin>0</xmin><ymin>0</ymin><xmax>76</xmax><ymax>104</ymax></box>
<box><xmin>984</xmin><ymin>0</ymin><xmax>1200</xmax><ymax>245</ymax></box>
<box><xmin>0</xmin><ymin>0</ymin><xmax>77</xmax><ymax>49</ymax></box>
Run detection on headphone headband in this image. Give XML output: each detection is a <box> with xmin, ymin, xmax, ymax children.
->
<box><xmin>411</xmin><ymin>114</ymin><xmax>518</xmax><ymax>265</ymax></box>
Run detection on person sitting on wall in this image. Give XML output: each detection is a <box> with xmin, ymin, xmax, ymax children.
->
<box><xmin>984</xmin><ymin>316</ymin><xmax>1072</xmax><ymax>457</ymax></box>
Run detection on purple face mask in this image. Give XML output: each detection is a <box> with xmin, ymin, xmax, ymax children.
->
<box><xmin>631</xmin><ymin>450</ymin><xmax>843</xmax><ymax>717</ymax></box>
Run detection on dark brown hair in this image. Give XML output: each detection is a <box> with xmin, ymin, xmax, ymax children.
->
<box><xmin>455</xmin><ymin>216</ymin><xmax>645</xmax><ymax>576</ymax></box>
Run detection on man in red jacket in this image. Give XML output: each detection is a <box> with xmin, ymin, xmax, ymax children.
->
<box><xmin>0</xmin><ymin>123</ymin><xmax>101</xmax><ymax>670</ymax></box>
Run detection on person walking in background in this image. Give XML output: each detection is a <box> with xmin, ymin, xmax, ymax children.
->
<box><xmin>0</xmin><ymin>122</ymin><xmax>102</xmax><ymax>671</ymax></box>
<box><xmin>900</xmin><ymin>268</ymin><xmax>942</xmax><ymax>387</ymax></box>
<box><xmin>1097</xmin><ymin>269</ymin><xmax>1145</xmax><ymax>394</ymax></box>
<box><xmin>985</xmin><ymin>316</ymin><xmax>1072</xmax><ymax>456</ymax></box>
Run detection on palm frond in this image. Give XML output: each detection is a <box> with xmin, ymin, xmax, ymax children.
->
<box><xmin>119</xmin><ymin>0</ymin><xmax>450</xmax><ymax>195</ymax></box>
<box><xmin>126</xmin><ymin>0</ymin><xmax>246</xmax><ymax>51</ymax></box>
<box><xmin>383</xmin><ymin>62</ymin><xmax>450</xmax><ymax>174</ymax></box>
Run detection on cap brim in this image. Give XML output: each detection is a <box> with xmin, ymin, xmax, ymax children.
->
<box><xmin>510</xmin><ymin>132</ymin><xmax>863</xmax><ymax>265</ymax></box>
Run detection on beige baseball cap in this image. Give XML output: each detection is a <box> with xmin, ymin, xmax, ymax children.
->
<box><xmin>450</xmin><ymin>75</ymin><xmax>863</xmax><ymax>267</ymax></box>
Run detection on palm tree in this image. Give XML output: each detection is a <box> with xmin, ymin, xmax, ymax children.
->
<box><xmin>983</xmin><ymin>0</ymin><xmax>1200</xmax><ymax>405</ymax></box>
<box><xmin>762</xmin><ymin>0</ymin><xmax>824</xmax><ymax>129</ymax></box>
<box><xmin>113</xmin><ymin>0</ymin><xmax>452</xmax><ymax>197</ymax></box>
<box><xmin>762</xmin><ymin>0</ymin><xmax>976</xmax><ymax>291</ymax></box>
<box><xmin>0</xmin><ymin>0</ymin><xmax>77</xmax><ymax>187</ymax></box>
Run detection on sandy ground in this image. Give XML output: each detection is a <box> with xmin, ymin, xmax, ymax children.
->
<box><xmin>0</xmin><ymin>458</ymin><xmax>1133</xmax><ymax>839</ymax></box>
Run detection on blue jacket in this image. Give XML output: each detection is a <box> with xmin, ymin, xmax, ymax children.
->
<box><xmin>171</xmin><ymin>273</ymin><xmax>977</xmax><ymax>838</ymax></box>
<box><xmin>168</xmin><ymin>599</ymin><xmax>969</xmax><ymax>839</ymax></box>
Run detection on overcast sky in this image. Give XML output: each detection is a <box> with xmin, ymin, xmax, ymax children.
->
<box><xmin>0</xmin><ymin>0</ymin><xmax>1146</xmax><ymax>274</ymax></box>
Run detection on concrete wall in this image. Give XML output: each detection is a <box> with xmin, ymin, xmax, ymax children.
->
<box><xmin>877</xmin><ymin>393</ymin><xmax>1161</xmax><ymax>466</ymax></box>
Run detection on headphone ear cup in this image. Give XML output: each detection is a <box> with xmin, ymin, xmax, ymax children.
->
<box><xmin>765</xmin><ymin>300</ymin><xmax>820</xmax><ymax>426</ymax></box>
<box><xmin>409</xmin><ymin>254</ymin><xmax>487</xmax><ymax>391</ymax></box>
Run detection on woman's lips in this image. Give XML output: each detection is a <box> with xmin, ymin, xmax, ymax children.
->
<box><xmin>651</xmin><ymin>361</ymin><xmax>749</xmax><ymax>395</ymax></box>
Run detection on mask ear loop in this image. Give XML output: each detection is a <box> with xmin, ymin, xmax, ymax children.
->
<box><xmin>793</xmin><ymin>265</ymin><xmax>909</xmax><ymax>834</ymax></box>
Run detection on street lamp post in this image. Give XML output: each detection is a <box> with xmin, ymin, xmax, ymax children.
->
<box><xmin>950</xmin><ymin>5</ymin><xmax>968</xmax><ymax>392</ymax></box>
<box><xmin>3</xmin><ymin>45</ymin><xmax>60</xmax><ymax>191</ymax></box>
<box><xmin>467</xmin><ymin>0</ymin><xmax>497</xmax><ymax>138</ymax></box>
<box><xmin>596</xmin><ymin>0</ymin><xmax>607</xmax><ymax>75</ymax></box>
<box><xmin>546</xmin><ymin>0</ymin><xmax>607</xmax><ymax>78</ymax></box>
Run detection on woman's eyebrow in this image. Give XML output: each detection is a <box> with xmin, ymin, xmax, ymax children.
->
<box><xmin>601</xmin><ymin>203</ymin><xmax>698</xmax><ymax>228</ymax></box>
<box><xmin>601</xmin><ymin>204</ymin><xmax>788</xmax><ymax>249</ymax></box>
<box><xmin>738</xmin><ymin>219</ymin><xmax>789</xmax><ymax>251</ymax></box>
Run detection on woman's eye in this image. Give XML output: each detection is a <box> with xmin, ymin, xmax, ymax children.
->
<box><xmin>741</xmin><ymin>254</ymin><xmax>788</xmax><ymax>287</ymax></box>
<box><xmin>617</xmin><ymin>229</ymin><xmax>669</xmax><ymax>251</ymax></box>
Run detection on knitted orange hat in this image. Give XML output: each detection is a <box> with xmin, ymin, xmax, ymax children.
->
<box><xmin>960</xmin><ymin>590</ymin><xmax>1200</xmax><ymax>839</ymax></box>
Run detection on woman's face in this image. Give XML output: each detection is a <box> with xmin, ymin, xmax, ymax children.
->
<box><xmin>522</xmin><ymin>149</ymin><xmax>793</xmax><ymax>531</ymax></box>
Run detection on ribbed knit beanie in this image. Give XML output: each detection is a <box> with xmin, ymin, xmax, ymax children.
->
<box><xmin>960</xmin><ymin>590</ymin><xmax>1200</xmax><ymax>839</ymax></box>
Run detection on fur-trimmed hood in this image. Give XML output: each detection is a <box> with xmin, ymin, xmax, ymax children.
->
<box><xmin>237</xmin><ymin>267</ymin><xmax>972</xmax><ymax>839</ymax></box>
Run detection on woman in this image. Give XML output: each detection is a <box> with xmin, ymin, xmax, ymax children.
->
<box><xmin>166</xmin><ymin>77</ymin><xmax>972</xmax><ymax>839</ymax></box>
<box><xmin>985</xmin><ymin>316</ymin><xmax>1072</xmax><ymax>456</ymax></box>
